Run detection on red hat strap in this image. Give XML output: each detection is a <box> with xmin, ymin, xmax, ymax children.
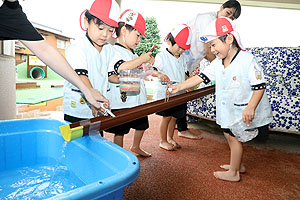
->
<box><xmin>79</xmin><ymin>9</ymin><xmax>88</xmax><ymax>32</ymax></box>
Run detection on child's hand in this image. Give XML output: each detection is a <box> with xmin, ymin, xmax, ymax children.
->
<box><xmin>140</xmin><ymin>52</ymin><xmax>153</xmax><ymax>63</ymax></box>
<box><xmin>242</xmin><ymin>106</ymin><xmax>255</xmax><ymax>126</ymax></box>
<box><xmin>149</xmin><ymin>56</ymin><xmax>155</xmax><ymax>65</ymax></box>
<box><xmin>158</xmin><ymin>74</ymin><xmax>170</xmax><ymax>82</ymax></box>
<box><xmin>168</xmin><ymin>84</ymin><xmax>180</xmax><ymax>94</ymax></box>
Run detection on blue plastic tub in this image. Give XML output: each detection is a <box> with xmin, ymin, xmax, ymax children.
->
<box><xmin>0</xmin><ymin>118</ymin><xmax>140</xmax><ymax>200</ymax></box>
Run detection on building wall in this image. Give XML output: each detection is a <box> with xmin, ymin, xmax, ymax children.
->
<box><xmin>15</xmin><ymin>29</ymin><xmax>71</xmax><ymax>65</ymax></box>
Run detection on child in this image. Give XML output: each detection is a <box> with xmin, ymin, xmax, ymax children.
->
<box><xmin>106</xmin><ymin>9</ymin><xmax>168</xmax><ymax>156</ymax></box>
<box><xmin>63</xmin><ymin>0</ymin><xmax>120</xmax><ymax>123</ymax></box>
<box><xmin>177</xmin><ymin>0</ymin><xmax>242</xmax><ymax>140</ymax></box>
<box><xmin>154</xmin><ymin>24</ymin><xmax>192</xmax><ymax>151</ymax></box>
<box><xmin>169</xmin><ymin>17</ymin><xmax>273</xmax><ymax>181</ymax></box>
<box><xmin>0</xmin><ymin>0</ymin><xmax>109</xmax><ymax>112</ymax></box>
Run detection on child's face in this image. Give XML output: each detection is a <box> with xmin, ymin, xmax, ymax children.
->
<box><xmin>207</xmin><ymin>38</ymin><xmax>230</xmax><ymax>59</ymax></box>
<box><xmin>85</xmin><ymin>18</ymin><xmax>114</xmax><ymax>49</ymax></box>
<box><xmin>168</xmin><ymin>43</ymin><xmax>185</xmax><ymax>58</ymax></box>
<box><xmin>123</xmin><ymin>29</ymin><xmax>142</xmax><ymax>50</ymax></box>
<box><xmin>218</xmin><ymin>6</ymin><xmax>237</xmax><ymax>20</ymax></box>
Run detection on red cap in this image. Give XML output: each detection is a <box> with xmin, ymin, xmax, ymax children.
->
<box><xmin>169</xmin><ymin>24</ymin><xmax>192</xmax><ymax>50</ymax></box>
<box><xmin>88</xmin><ymin>0</ymin><xmax>120</xmax><ymax>27</ymax></box>
<box><xmin>199</xmin><ymin>17</ymin><xmax>245</xmax><ymax>51</ymax></box>
<box><xmin>119</xmin><ymin>9</ymin><xmax>146</xmax><ymax>38</ymax></box>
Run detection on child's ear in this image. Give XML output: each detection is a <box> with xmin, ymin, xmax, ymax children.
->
<box><xmin>167</xmin><ymin>40</ymin><xmax>172</xmax><ymax>46</ymax></box>
<box><xmin>219</xmin><ymin>5</ymin><xmax>224</xmax><ymax>12</ymax></box>
<box><xmin>121</xmin><ymin>26</ymin><xmax>127</xmax><ymax>36</ymax></box>
<box><xmin>83</xmin><ymin>17</ymin><xmax>89</xmax><ymax>30</ymax></box>
<box><xmin>226</xmin><ymin>34</ymin><xmax>234</xmax><ymax>45</ymax></box>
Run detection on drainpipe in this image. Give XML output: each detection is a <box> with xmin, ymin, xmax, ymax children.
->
<box><xmin>0</xmin><ymin>41</ymin><xmax>16</xmax><ymax>120</ymax></box>
<box><xmin>70</xmin><ymin>86</ymin><xmax>215</xmax><ymax>133</ymax></box>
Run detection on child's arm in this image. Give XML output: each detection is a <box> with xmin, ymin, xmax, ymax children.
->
<box><xmin>108</xmin><ymin>74</ymin><xmax>119</xmax><ymax>83</ymax></box>
<box><xmin>117</xmin><ymin>52</ymin><xmax>153</xmax><ymax>73</ymax></box>
<box><xmin>242</xmin><ymin>89</ymin><xmax>265</xmax><ymax>126</ymax></box>
<box><xmin>151</xmin><ymin>70</ymin><xmax>170</xmax><ymax>82</ymax></box>
<box><xmin>244</xmin><ymin>57</ymin><xmax>268</xmax><ymax>125</ymax></box>
<box><xmin>21</xmin><ymin>40</ymin><xmax>109</xmax><ymax>110</ymax></box>
<box><xmin>169</xmin><ymin>75</ymin><xmax>203</xmax><ymax>94</ymax></box>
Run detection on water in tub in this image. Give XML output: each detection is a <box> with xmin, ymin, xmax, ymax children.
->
<box><xmin>0</xmin><ymin>142</ymin><xmax>84</xmax><ymax>199</ymax></box>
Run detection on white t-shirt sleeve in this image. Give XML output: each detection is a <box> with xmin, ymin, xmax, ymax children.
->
<box><xmin>183</xmin><ymin>55</ymin><xmax>188</xmax><ymax>74</ymax></box>
<box><xmin>202</xmin><ymin>60</ymin><xmax>216</xmax><ymax>82</ymax></box>
<box><xmin>108</xmin><ymin>48</ymin><xmax>123</xmax><ymax>74</ymax></box>
<box><xmin>248</xmin><ymin>57</ymin><xmax>266</xmax><ymax>86</ymax></box>
<box><xmin>65</xmin><ymin>45</ymin><xmax>88</xmax><ymax>71</ymax></box>
<box><xmin>153</xmin><ymin>55</ymin><xmax>163</xmax><ymax>72</ymax></box>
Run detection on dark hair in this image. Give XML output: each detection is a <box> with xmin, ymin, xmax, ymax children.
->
<box><xmin>84</xmin><ymin>10</ymin><xmax>113</xmax><ymax>28</ymax></box>
<box><xmin>219</xmin><ymin>34</ymin><xmax>240</xmax><ymax>50</ymax></box>
<box><xmin>165</xmin><ymin>33</ymin><xmax>176</xmax><ymax>46</ymax></box>
<box><xmin>115</xmin><ymin>22</ymin><xmax>135</xmax><ymax>37</ymax></box>
<box><xmin>222</xmin><ymin>0</ymin><xmax>241</xmax><ymax>19</ymax></box>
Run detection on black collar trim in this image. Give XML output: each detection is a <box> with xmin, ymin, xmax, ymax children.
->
<box><xmin>115</xmin><ymin>43</ymin><xmax>135</xmax><ymax>54</ymax></box>
<box><xmin>222</xmin><ymin>48</ymin><xmax>241</xmax><ymax>65</ymax></box>
<box><xmin>166</xmin><ymin>48</ymin><xmax>174</xmax><ymax>56</ymax></box>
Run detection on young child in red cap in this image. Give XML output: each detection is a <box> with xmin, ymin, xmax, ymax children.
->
<box><xmin>169</xmin><ymin>17</ymin><xmax>273</xmax><ymax>181</ymax></box>
<box><xmin>154</xmin><ymin>24</ymin><xmax>192</xmax><ymax>151</ymax></box>
<box><xmin>178</xmin><ymin>0</ymin><xmax>242</xmax><ymax>140</ymax></box>
<box><xmin>106</xmin><ymin>9</ymin><xmax>168</xmax><ymax>156</ymax></box>
<box><xmin>63</xmin><ymin>0</ymin><xmax>120</xmax><ymax>124</ymax></box>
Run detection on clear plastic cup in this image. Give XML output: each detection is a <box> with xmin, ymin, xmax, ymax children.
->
<box><xmin>228</xmin><ymin>118</ymin><xmax>258</xmax><ymax>142</ymax></box>
<box><xmin>119</xmin><ymin>69</ymin><xmax>141</xmax><ymax>96</ymax></box>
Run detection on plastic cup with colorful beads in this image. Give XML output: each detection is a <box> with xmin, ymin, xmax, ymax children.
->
<box><xmin>119</xmin><ymin>69</ymin><xmax>141</xmax><ymax>96</ymax></box>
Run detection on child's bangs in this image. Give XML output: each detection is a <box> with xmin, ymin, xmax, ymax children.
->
<box><xmin>93</xmin><ymin>18</ymin><xmax>114</xmax><ymax>29</ymax></box>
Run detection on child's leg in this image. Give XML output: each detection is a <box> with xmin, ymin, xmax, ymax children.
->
<box><xmin>167</xmin><ymin>117</ymin><xmax>181</xmax><ymax>149</ymax></box>
<box><xmin>220</xmin><ymin>163</ymin><xmax>246</xmax><ymax>173</ymax></box>
<box><xmin>220</xmin><ymin>132</ymin><xmax>246</xmax><ymax>173</ymax></box>
<box><xmin>176</xmin><ymin>104</ymin><xmax>202</xmax><ymax>140</ymax></box>
<box><xmin>160</xmin><ymin>116</ymin><xmax>175</xmax><ymax>151</ymax></box>
<box><xmin>214</xmin><ymin>133</ymin><xmax>242</xmax><ymax>182</ymax></box>
<box><xmin>114</xmin><ymin>134</ymin><xmax>124</xmax><ymax>147</ymax></box>
<box><xmin>130</xmin><ymin>130</ymin><xmax>151</xmax><ymax>157</ymax></box>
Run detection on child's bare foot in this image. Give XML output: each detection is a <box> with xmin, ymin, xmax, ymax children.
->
<box><xmin>178</xmin><ymin>130</ymin><xmax>202</xmax><ymax>140</ymax></box>
<box><xmin>213</xmin><ymin>171</ymin><xmax>240</xmax><ymax>182</ymax></box>
<box><xmin>130</xmin><ymin>146</ymin><xmax>151</xmax><ymax>157</ymax></box>
<box><xmin>159</xmin><ymin>142</ymin><xmax>175</xmax><ymax>151</ymax></box>
<box><xmin>168</xmin><ymin>139</ymin><xmax>181</xmax><ymax>149</ymax></box>
<box><xmin>220</xmin><ymin>164</ymin><xmax>246</xmax><ymax>173</ymax></box>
